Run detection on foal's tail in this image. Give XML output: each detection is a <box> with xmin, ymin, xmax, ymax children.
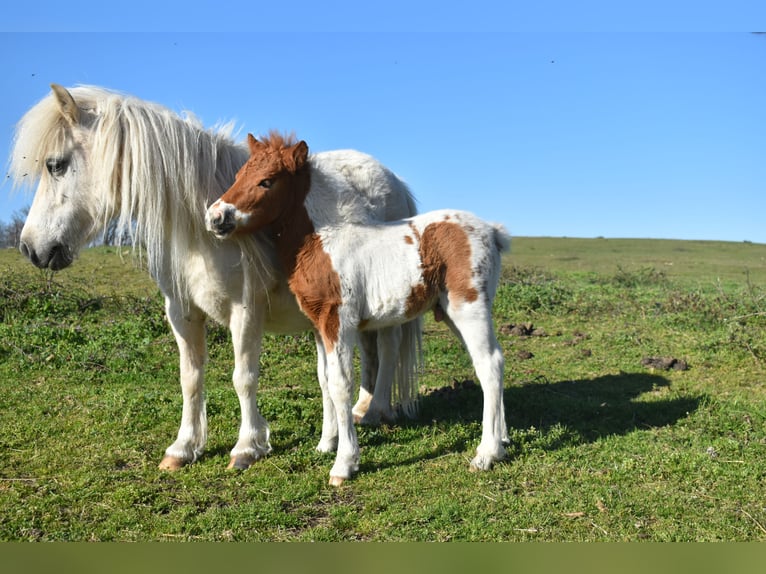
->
<box><xmin>393</xmin><ymin>316</ymin><xmax>423</xmax><ymax>419</ymax></box>
<box><xmin>493</xmin><ymin>224</ymin><xmax>511</xmax><ymax>254</ymax></box>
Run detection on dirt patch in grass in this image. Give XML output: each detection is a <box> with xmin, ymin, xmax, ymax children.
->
<box><xmin>641</xmin><ymin>356</ymin><xmax>690</xmax><ymax>371</ymax></box>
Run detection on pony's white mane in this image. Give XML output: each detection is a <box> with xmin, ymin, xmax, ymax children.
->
<box><xmin>11</xmin><ymin>85</ymin><xmax>272</xmax><ymax>298</ymax></box>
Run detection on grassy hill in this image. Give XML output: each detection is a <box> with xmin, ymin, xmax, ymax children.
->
<box><xmin>1</xmin><ymin>238</ymin><xmax>765</xmax><ymax>541</ymax></box>
<box><xmin>5</xmin><ymin>236</ymin><xmax>765</xmax><ymax>293</ymax></box>
<box><xmin>512</xmin><ymin>237</ymin><xmax>766</xmax><ymax>286</ymax></box>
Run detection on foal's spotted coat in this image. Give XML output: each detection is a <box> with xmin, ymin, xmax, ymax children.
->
<box><xmin>207</xmin><ymin>134</ymin><xmax>510</xmax><ymax>484</ymax></box>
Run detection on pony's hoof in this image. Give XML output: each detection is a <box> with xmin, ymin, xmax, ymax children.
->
<box><xmin>469</xmin><ymin>449</ymin><xmax>506</xmax><ymax>472</ymax></box>
<box><xmin>328</xmin><ymin>475</ymin><xmax>346</xmax><ymax>487</ymax></box>
<box><xmin>358</xmin><ymin>412</ymin><xmax>381</xmax><ymax>426</ymax></box>
<box><xmin>158</xmin><ymin>455</ymin><xmax>186</xmax><ymax>471</ymax></box>
<box><xmin>358</xmin><ymin>408</ymin><xmax>395</xmax><ymax>427</ymax></box>
<box><xmin>227</xmin><ymin>454</ymin><xmax>258</xmax><ymax>470</ymax></box>
<box><xmin>469</xmin><ymin>457</ymin><xmax>494</xmax><ymax>472</ymax></box>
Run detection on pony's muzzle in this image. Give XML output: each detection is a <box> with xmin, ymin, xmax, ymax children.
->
<box><xmin>19</xmin><ymin>241</ymin><xmax>73</xmax><ymax>271</ymax></box>
<box><xmin>206</xmin><ymin>203</ymin><xmax>237</xmax><ymax>238</ymax></box>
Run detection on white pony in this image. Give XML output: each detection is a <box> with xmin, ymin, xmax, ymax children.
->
<box><xmin>207</xmin><ymin>134</ymin><xmax>510</xmax><ymax>485</ymax></box>
<box><xmin>10</xmin><ymin>84</ymin><xmax>421</xmax><ymax>470</ymax></box>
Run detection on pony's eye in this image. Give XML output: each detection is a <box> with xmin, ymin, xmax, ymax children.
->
<box><xmin>45</xmin><ymin>157</ymin><xmax>69</xmax><ymax>177</ymax></box>
<box><xmin>258</xmin><ymin>178</ymin><xmax>273</xmax><ymax>189</ymax></box>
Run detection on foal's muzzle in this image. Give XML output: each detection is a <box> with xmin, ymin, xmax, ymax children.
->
<box><xmin>205</xmin><ymin>203</ymin><xmax>236</xmax><ymax>239</ymax></box>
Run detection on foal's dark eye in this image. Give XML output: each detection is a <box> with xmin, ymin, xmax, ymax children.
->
<box><xmin>45</xmin><ymin>157</ymin><xmax>69</xmax><ymax>177</ymax></box>
<box><xmin>258</xmin><ymin>178</ymin><xmax>273</xmax><ymax>189</ymax></box>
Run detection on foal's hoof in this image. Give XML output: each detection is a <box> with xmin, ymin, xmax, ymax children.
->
<box><xmin>158</xmin><ymin>455</ymin><xmax>186</xmax><ymax>471</ymax></box>
<box><xmin>227</xmin><ymin>454</ymin><xmax>258</xmax><ymax>470</ymax></box>
<box><xmin>328</xmin><ymin>475</ymin><xmax>346</xmax><ymax>487</ymax></box>
<box><xmin>316</xmin><ymin>439</ymin><xmax>338</xmax><ymax>454</ymax></box>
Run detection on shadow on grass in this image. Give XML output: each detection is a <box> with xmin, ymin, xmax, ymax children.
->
<box><xmin>505</xmin><ymin>372</ymin><xmax>701</xmax><ymax>442</ymax></box>
<box><xmin>199</xmin><ymin>372</ymin><xmax>703</xmax><ymax>476</ymax></box>
<box><xmin>360</xmin><ymin>372</ymin><xmax>703</xmax><ymax>472</ymax></box>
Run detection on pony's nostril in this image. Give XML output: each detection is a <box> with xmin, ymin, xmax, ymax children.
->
<box><xmin>18</xmin><ymin>241</ymin><xmax>72</xmax><ymax>270</ymax></box>
<box><xmin>20</xmin><ymin>242</ymin><xmax>42</xmax><ymax>267</ymax></box>
<box><xmin>48</xmin><ymin>244</ymin><xmax>69</xmax><ymax>271</ymax></box>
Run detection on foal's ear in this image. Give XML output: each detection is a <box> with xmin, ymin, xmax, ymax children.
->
<box><xmin>246</xmin><ymin>133</ymin><xmax>264</xmax><ymax>155</ymax></box>
<box><xmin>292</xmin><ymin>140</ymin><xmax>309</xmax><ymax>167</ymax></box>
<box><xmin>50</xmin><ymin>84</ymin><xmax>80</xmax><ymax>126</ymax></box>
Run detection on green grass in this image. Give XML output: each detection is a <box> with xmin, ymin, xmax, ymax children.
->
<box><xmin>511</xmin><ymin>236</ymin><xmax>766</xmax><ymax>288</ymax></box>
<box><xmin>1</xmin><ymin>239</ymin><xmax>765</xmax><ymax>541</ymax></box>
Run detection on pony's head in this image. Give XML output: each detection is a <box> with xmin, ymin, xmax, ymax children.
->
<box><xmin>12</xmin><ymin>83</ymin><xmax>249</xmax><ymax>286</ymax></box>
<box><xmin>12</xmin><ymin>84</ymin><xmax>107</xmax><ymax>270</ymax></box>
<box><xmin>206</xmin><ymin>133</ymin><xmax>309</xmax><ymax>239</ymax></box>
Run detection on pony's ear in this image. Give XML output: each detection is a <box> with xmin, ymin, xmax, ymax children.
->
<box><xmin>293</xmin><ymin>141</ymin><xmax>309</xmax><ymax>167</ymax></box>
<box><xmin>50</xmin><ymin>84</ymin><xmax>80</xmax><ymax>126</ymax></box>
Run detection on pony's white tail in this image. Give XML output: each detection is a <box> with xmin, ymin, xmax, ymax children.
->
<box><xmin>192</xmin><ymin>397</ymin><xmax>208</xmax><ymax>462</ymax></box>
<box><xmin>393</xmin><ymin>316</ymin><xmax>423</xmax><ymax>418</ymax></box>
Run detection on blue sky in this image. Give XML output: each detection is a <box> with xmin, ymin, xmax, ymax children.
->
<box><xmin>2</xmin><ymin>3</ymin><xmax>765</xmax><ymax>243</ymax></box>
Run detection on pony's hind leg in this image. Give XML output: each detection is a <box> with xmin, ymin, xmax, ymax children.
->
<box><xmin>352</xmin><ymin>331</ymin><xmax>379</xmax><ymax>422</ymax></box>
<box><xmin>358</xmin><ymin>326</ymin><xmax>401</xmax><ymax>425</ymax></box>
<box><xmin>160</xmin><ymin>297</ymin><xmax>208</xmax><ymax>470</ymax></box>
<box><xmin>228</xmin><ymin>303</ymin><xmax>272</xmax><ymax>469</ymax></box>
<box><xmin>446</xmin><ymin>299</ymin><xmax>508</xmax><ymax>471</ymax></box>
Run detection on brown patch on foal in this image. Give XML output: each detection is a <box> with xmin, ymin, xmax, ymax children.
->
<box><xmin>263</xmin><ymin>176</ymin><xmax>341</xmax><ymax>353</ymax></box>
<box><xmin>288</xmin><ymin>232</ymin><xmax>342</xmax><ymax>352</ymax></box>
<box><xmin>405</xmin><ymin>221</ymin><xmax>478</xmax><ymax>318</ymax></box>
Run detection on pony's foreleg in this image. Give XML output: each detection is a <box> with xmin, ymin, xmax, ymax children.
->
<box><xmin>314</xmin><ymin>332</ymin><xmax>338</xmax><ymax>453</ymax></box>
<box><xmin>325</xmin><ymin>336</ymin><xmax>360</xmax><ymax>486</ymax></box>
<box><xmin>352</xmin><ymin>331</ymin><xmax>378</xmax><ymax>422</ymax></box>
<box><xmin>228</xmin><ymin>303</ymin><xmax>272</xmax><ymax>469</ymax></box>
<box><xmin>160</xmin><ymin>298</ymin><xmax>208</xmax><ymax>470</ymax></box>
<box><xmin>358</xmin><ymin>326</ymin><xmax>400</xmax><ymax>425</ymax></box>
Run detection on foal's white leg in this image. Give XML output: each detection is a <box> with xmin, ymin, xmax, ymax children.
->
<box><xmin>447</xmin><ymin>300</ymin><xmax>508</xmax><ymax>471</ymax></box>
<box><xmin>160</xmin><ymin>297</ymin><xmax>208</xmax><ymax>470</ymax></box>
<box><xmin>325</xmin><ymin>335</ymin><xmax>360</xmax><ymax>486</ymax></box>
<box><xmin>352</xmin><ymin>331</ymin><xmax>378</xmax><ymax>422</ymax></box>
<box><xmin>315</xmin><ymin>333</ymin><xmax>339</xmax><ymax>453</ymax></box>
<box><xmin>359</xmin><ymin>326</ymin><xmax>400</xmax><ymax>425</ymax></box>
<box><xmin>228</xmin><ymin>303</ymin><xmax>272</xmax><ymax>469</ymax></box>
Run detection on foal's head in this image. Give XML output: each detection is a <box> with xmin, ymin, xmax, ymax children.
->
<box><xmin>206</xmin><ymin>132</ymin><xmax>309</xmax><ymax>238</ymax></box>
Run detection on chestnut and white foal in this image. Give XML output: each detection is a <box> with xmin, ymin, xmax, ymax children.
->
<box><xmin>207</xmin><ymin>134</ymin><xmax>510</xmax><ymax>485</ymax></box>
